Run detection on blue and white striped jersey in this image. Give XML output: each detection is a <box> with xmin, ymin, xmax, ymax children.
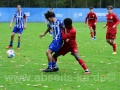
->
<box><xmin>13</xmin><ymin>11</ymin><xmax>26</xmax><ymax>28</ymax></box>
<box><xmin>48</xmin><ymin>19</ymin><xmax>63</xmax><ymax>40</ymax></box>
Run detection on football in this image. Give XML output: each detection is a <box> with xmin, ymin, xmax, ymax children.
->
<box><xmin>6</xmin><ymin>50</ymin><xmax>15</xmax><ymax>58</ymax></box>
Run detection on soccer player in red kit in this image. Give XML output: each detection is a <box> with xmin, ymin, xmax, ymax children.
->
<box><xmin>103</xmin><ymin>5</ymin><xmax>120</xmax><ymax>54</ymax></box>
<box><xmin>85</xmin><ymin>7</ymin><xmax>97</xmax><ymax>40</ymax></box>
<box><xmin>52</xmin><ymin>18</ymin><xmax>90</xmax><ymax>74</ymax></box>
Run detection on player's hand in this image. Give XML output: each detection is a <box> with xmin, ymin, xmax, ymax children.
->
<box><xmin>9</xmin><ymin>24</ymin><xmax>12</xmax><ymax>29</ymax></box>
<box><xmin>112</xmin><ymin>25</ymin><xmax>116</xmax><ymax>28</ymax></box>
<box><xmin>103</xmin><ymin>25</ymin><xmax>106</xmax><ymax>28</ymax></box>
<box><xmin>66</xmin><ymin>39</ymin><xmax>69</xmax><ymax>42</ymax></box>
<box><xmin>39</xmin><ymin>34</ymin><xmax>45</xmax><ymax>38</ymax></box>
<box><xmin>24</xmin><ymin>25</ymin><xmax>26</xmax><ymax>29</ymax></box>
<box><xmin>94</xmin><ymin>23</ymin><xmax>96</xmax><ymax>25</ymax></box>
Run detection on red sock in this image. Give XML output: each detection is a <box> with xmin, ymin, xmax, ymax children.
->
<box><xmin>90</xmin><ymin>32</ymin><xmax>94</xmax><ymax>38</ymax></box>
<box><xmin>94</xmin><ymin>30</ymin><xmax>96</xmax><ymax>36</ymax></box>
<box><xmin>113</xmin><ymin>44</ymin><xmax>116</xmax><ymax>52</ymax></box>
<box><xmin>78</xmin><ymin>59</ymin><xmax>88</xmax><ymax>70</ymax></box>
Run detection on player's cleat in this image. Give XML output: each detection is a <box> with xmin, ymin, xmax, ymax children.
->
<box><xmin>17</xmin><ymin>47</ymin><xmax>20</xmax><ymax>50</ymax></box>
<box><xmin>112</xmin><ymin>52</ymin><xmax>117</xmax><ymax>54</ymax></box>
<box><xmin>43</xmin><ymin>68</ymin><xmax>53</xmax><ymax>72</ymax></box>
<box><xmin>94</xmin><ymin>36</ymin><xmax>96</xmax><ymax>40</ymax></box>
<box><xmin>92</xmin><ymin>38</ymin><xmax>95</xmax><ymax>41</ymax></box>
<box><xmin>53</xmin><ymin>67</ymin><xmax>59</xmax><ymax>72</ymax></box>
<box><xmin>85</xmin><ymin>71</ymin><xmax>90</xmax><ymax>74</ymax></box>
<box><xmin>6</xmin><ymin>45</ymin><xmax>12</xmax><ymax>49</ymax></box>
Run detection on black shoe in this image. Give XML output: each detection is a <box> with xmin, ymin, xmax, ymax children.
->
<box><xmin>53</xmin><ymin>67</ymin><xmax>59</xmax><ymax>72</ymax></box>
<box><xmin>43</xmin><ymin>68</ymin><xmax>53</xmax><ymax>72</ymax></box>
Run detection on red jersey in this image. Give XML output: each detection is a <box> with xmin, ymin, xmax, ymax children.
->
<box><xmin>106</xmin><ymin>13</ymin><xmax>120</xmax><ymax>27</ymax></box>
<box><xmin>115</xmin><ymin>20</ymin><xmax>120</xmax><ymax>26</ymax></box>
<box><xmin>85</xmin><ymin>12</ymin><xmax>97</xmax><ymax>24</ymax></box>
<box><xmin>62</xmin><ymin>27</ymin><xmax>77</xmax><ymax>48</ymax></box>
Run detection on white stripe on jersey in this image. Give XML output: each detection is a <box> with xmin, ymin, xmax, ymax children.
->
<box><xmin>14</xmin><ymin>11</ymin><xmax>26</xmax><ymax>28</ymax></box>
<box><xmin>48</xmin><ymin>20</ymin><xmax>62</xmax><ymax>40</ymax></box>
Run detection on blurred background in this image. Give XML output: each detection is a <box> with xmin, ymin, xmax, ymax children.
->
<box><xmin>0</xmin><ymin>0</ymin><xmax>120</xmax><ymax>8</ymax></box>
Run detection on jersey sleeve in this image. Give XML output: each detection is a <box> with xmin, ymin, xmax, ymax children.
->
<box><xmin>47</xmin><ymin>23</ymin><xmax>51</xmax><ymax>29</ymax></box>
<box><xmin>115</xmin><ymin>20</ymin><xmax>120</xmax><ymax>26</ymax></box>
<box><xmin>114</xmin><ymin>14</ymin><xmax>119</xmax><ymax>21</ymax></box>
<box><xmin>95</xmin><ymin>13</ymin><xmax>97</xmax><ymax>23</ymax></box>
<box><xmin>62</xmin><ymin>29</ymin><xmax>76</xmax><ymax>40</ymax></box>
<box><xmin>23</xmin><ymin>13</ymin><xmax>27</xmax><ymax>19</ymax></box>
<box><xmin>13</xmin><ymin>13</ymin><xmax>16</xmax><ymax>18</ymax></box>
<box><xmin>85</xmin><ymin>14</ymin><xmax>89</xmax><ymax>24</ymax></box>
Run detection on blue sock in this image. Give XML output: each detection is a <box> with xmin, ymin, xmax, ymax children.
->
<box><xmin>48</xmin><ymin>62</ymin><xmax>52</xmax><ymax>69</ymax></box>
<box><xmin>52</xmin><ymin>62</ymin><xmax>57</xmax><ymax>68</ymax></box>
<box><xmin>10</xmin><ymin>41</ymin><xmax>13</xmax><ymax>46</ymax></box>
<box><xmin>18</xmin><ymin>42</ymin><xmax>20</xmax><ymax>47</ymax></box>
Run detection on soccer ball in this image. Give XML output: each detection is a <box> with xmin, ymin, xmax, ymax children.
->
<box><xmin>6</xmin><ymin>50</ymin><xmax>15</xmax><ymax>58</ymax></box>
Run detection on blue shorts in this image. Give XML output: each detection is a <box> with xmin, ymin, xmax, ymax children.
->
<box><xmin>12</xmin><ymin>27</ymin><xmax>23</xmax><ymax>34</ymax></box>
<box><xmin>49</xmin><ymin>40</ymin><xmax>63</xmax><ymax>52</ymax></box>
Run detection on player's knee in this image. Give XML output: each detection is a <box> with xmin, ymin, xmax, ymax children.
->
<box><xmin>72</xmin><ymin>53</ymin><xmax>80</xmax><ymax>61</ymax></box>
<box><xmin>11</xmin><ymin>34</ymin><xmax>15</xmax><ymax>37</ymax></box>
<box><xmin>18</xmin><ymin>36</ymin><xmax>21</xmax><ymax>38</ymax></box>
<box><xmin>46</xmin><ymin>50</ymin><xmax>51</xmax><ymax>56</ymax></box>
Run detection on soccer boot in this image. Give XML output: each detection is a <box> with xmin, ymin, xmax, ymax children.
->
<box><xmin>53</xmin><ymin>67</ymin><xmax>59</xmax><ymax>72</ymax></box>
<box><xmin>17</xmin><ymin>47</ymin><xmax>20</xmax><ymax>50</ymax></box>
<box><xmin>112</xmin><ymin>52</ymin><xmax>116</xmax><ymax>54</ymax></box>
<box><xmin>6</xmin><ymin>45</ymin><xmax>12</xmax><ymax>49</ymax></box>
<box><xmin>85</xmin><ymin>71</ymin><xmax>90</xmax><ymax>74</ymax></box>
<box><xmin>43</xmin><ymin>68</ymin><xmax>53</xmax><ymax>72</ymax></box>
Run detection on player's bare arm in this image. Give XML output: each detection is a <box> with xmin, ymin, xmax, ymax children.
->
<box><xmin>40</xmin><ymin>27</ymin><xmax>51</xmax><ymax>38</ymax></box>
<box><xmin>24</xmin><ymin>17</ymin><xmax>27</xmax><ymax>29</ymax></box>
<box><xmin>10</xmin><ymin>18</ymin><xmax>14</xmax><ymax>29</ymax></box>
<box><xmin>103</xmin><ymin>24</ymin><xmax>107</xmax><ymax>28</ymax></box>
<box><xmin>85</xmin><ymin>17</ymin><xmax>87</xmax><ymax>27</ymax></box>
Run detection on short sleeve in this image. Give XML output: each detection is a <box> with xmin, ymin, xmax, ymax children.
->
<box><xmin>47</xmin><ymin>23</ymin><xmax>51</xmax><ymax>28</ymax></box>
<box><xmin>13</xmin><ymin>13</ymin><xmax>16</xmax><ymax>18</ymax></box>
<box><xmin>23</xmin><ymin>13</ymin><xmax>27</xmax><ymax>19</ymax></box>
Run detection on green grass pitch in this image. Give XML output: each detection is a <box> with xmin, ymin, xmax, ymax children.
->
<box><xmin>0</xmin><ymin>22</ymin><xmax>120</xmax><ymax>90</ymax></box>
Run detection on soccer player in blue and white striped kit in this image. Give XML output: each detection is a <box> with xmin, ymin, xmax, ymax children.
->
<box><xmin>6</xmin><ymin>5</ymin><xmax>27</xmax><ymax>50</ymax></box>
<box><xmin>40</xmin><ymin>11</ymin><xmax>63</xmax><ymax>72</ymax></box>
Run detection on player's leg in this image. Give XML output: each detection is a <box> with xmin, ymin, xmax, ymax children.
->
<box><xmin>52</xmin><ymin>53</ymin><xmax>61</xmax><ymax>72</ymax></box>
<box><xmin>106</xmin><ymin>32</ymin><xmax>117</xmax><ymax>54</ymax></box>
<box><xmin>6</xmin><ymin>28</ymin><xmax>17</xmax><ymax>49</ymax></box>
<box><xmin>89</xmin><ymin>24</ymin><xmax>94</xmax><ymax>40</ymax></box>
<box><xmin>72</xmin><ymin>53</ymin><xmax>90</xmax><ymax>74</ymax></box>
<box><xmin>43</xmin><ymin>40</ymin><xmax>63</xmax><ymax>72</ymax></box>
<box><xmin>52</xmin><ymin>46</ymin><xmax>69</xmax><ymax>72</ymax></box>
<box><xmin>17</xmin><ymin>28</ymin><xmax>23</xmax><ymax>50</ymax></box>
<box><xmin>45</xmin><ymin>49</ymin><xmax>53</xmax><ymax>70</ymax></box>
<box><xmin>17</xmin><ymin>34</ymin><xmax>21</xmax><ymax>50</ymax></box>
<box><xmin>93</xmin><ymin>25</ymin><xmax>96</xmax><ymax>40</ymax></box>
<box><xmin>111</xmin><ymin>39</ymin><xmax>116</xmax><ymax>54</ymax></box>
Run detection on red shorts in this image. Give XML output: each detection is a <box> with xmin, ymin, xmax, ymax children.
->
<box><xmin>58</xmin><ymin>45</ymin><xmax>78</xmax><ymax>56</ymax></box>
<box><xmin>88</xmin><ymin>24</ymin><xmax>96</xmax><ymax>30</ymax></box>
<box><xmin>106</xmin><ymin>28</ymin><xmax>117</xmax><ymax>39</ymax></box>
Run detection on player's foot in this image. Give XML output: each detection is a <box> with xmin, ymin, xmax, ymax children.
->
<box><xmin>6</xmin><ymin>45</ymin><xmax>12</xmax><ymax>49</ymax></box>
<box><xmin>43</xmin><ymin>68</ymin><xmax>53</xmax><ymax>72</ymax></box>
<box><xmin>53</xmin><ymin>67</ymin><xmax>59</xmax><ymax>72</ymax></box>
<box><xmin>92</xmin><ymin>38</ymin><xmax>95</xmax><ymax>41</ymax></box>
<box><xmin>17</xmin><ymin>47</ymin><xmax>20</xmax><ymax>50</ymax></box>
<box><xmin>94</xmin><ymin>36</ymin><xmax>96</xmax><ymax>40</ymax></box>
<box><xmin>85</xmin><ymin>71</ymin><xmax>90</xmax><ymax>74</ymax></box>
<box><xmin>112</xmin><ymin>52</ymin><xmax>117</xmax><ymax>54</ymax></box>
